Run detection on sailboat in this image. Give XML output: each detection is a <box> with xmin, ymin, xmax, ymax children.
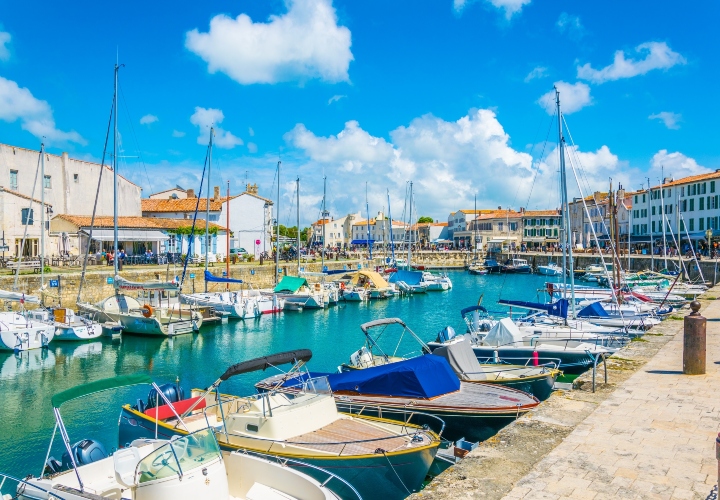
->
<box><xmin>79</xmin><ymin>63</ymin><xmax>202</xmax><ymax>336</ymax></box>
<box><xmin>0</xmin><ymin>291</ymin><xmax>55</xmax><ymax>351</ymax></box>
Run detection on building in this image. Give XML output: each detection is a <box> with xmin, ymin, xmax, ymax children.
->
<box><xmin>569</xmin><ymin>188</ymin><xmax>632</xmax><ymax>249</ymax></box>
<box><xmin>309</xmin><ymin>212</ymin><xmax>360</xmax><ymax>248</ymax></box>
<box><xmin>142</xmin><ymin>183</ymin><xmax>273</xmax><ymax>257</ymax></box>
<box><xmin>466</xmin><ymin>209</ymin><xmax>523</xmax><ymax>252</ymax></box>
<box><xmin>521</xmin><ymin>209</ymin><xmax>561</xmax><ymax>249</ymax></box>
<box><xmin>0</xmin><ymin>143</ymin><xmax>141</xmax><ymax>258</ymax></box>
<box><xmin>447</xmin><ymin>209</ymin><xmax>494</xmax><ymax>247</ymax></box>
<box><xmin>416</xmin><ymin>222</ymin><xmax>450</xmax><ymax>246</ymax></box>
<box><xmin>350</xmin><ymin>212</ymin><xmax>408</xmax><ymax>247</ymax></box>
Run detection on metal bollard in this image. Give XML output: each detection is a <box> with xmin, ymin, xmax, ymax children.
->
<box><xmin>716</xmin><ymin>432</ymin><xmax>720</xmax><ymax>491</ymax></box>
<box><xmin>683</xmin><ymin>301</ymin><xmax>706</xmax><ymax>375</ymax></box>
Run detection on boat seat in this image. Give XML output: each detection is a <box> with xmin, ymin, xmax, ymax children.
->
<box><xmin>113</xmin><ymin>446</ymin><xmax>141</xmax><ymax>488</ymax></box>
<box><xmin>246</xmin><ymin>482</ymin><xmax>297</xmax><ymax>500</ymax></box>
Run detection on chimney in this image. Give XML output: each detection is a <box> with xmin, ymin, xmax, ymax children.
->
<box><xmin>520</xmin><ymin>207</ymin><xmax>525</xmax><ymax>213</ymax></box>
<box><xmin>187</xmin><ymin>189</ymin><xmax>195</xmax><ymax>198</ymax></box>
<box><xmin>213</xmin><ymin>186</ymin><xmax>220</xmax><ymax>200</ymax></box>
<box><xmin>498</xmin><ymin>206</ymin><xmax>502</xmax><ymax>210</ymax></box>
<box><xmin>246</xmin><ymin>183</ymin><xmax>259</xmax><ymax>195</ymax></box>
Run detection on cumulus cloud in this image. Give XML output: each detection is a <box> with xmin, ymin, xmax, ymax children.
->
<box><xmin>650</xmin><ymin>150</ymin><xmax>709</xmax><ymax>181</ymax></box>
<box><xmin>248</xmin><ymin>127</ymin><xmax>255</xmax><ymax>137</ymax></box>
<box><xmin>172</xmin><ymin>130</ymin><xmax>186</xmax><ymax>138</ymax></box>
<box><xmin>185</xmin><ymin>0</ymin><xmax>353</xmax><ymax>84</ymax></box>
<box><xmin>556</xmin><ymin>13</ymin><xmax>584</xmax><ymax>39</ymax></box>
<box><xmin>190</xmin><ymin>107</ymin><xmax>243</xmax><ymax>149</ymax></box>
<box><xmin>140</xmin><ymin>114</ymin><xmax>158</xmax><ymax>125</ymax></box>
<box><xmin>649</xmin><ymin>111</ymin><xmax>681</xmax><ymax>130</ymax></box>
<box><xmin>537</xmin><ymin>81</ymin><xmax>592</xmax><ymax>115</ymax></box>
<box><xmin>524</xmin><ymin>66</ymin><xmax>548</xmax><ymax>83</ymax></box>
<box><xmin>0</xmin><ymin>76</ymin><xmax>85</xmax><ymax>145</ymax></box>
<box><xmin>0</xmin><ymin>31</ymin><xmax>10</xmax><ymax>61</ymax></box>
<box><xmin>247</xmin><ymin>142</ymin><xmax>258</xmax><ymax>153</ymax></box>
<box><xmin>577</xmin><ymin>41</ymin><xmax>686</xmax><ymax>84</ymax></box>
<box><xmin>454</xmin><ymin>0</ymin><xmax>531</xmax><ymax>18</ymax></box>
<box><xmin>327</xmin><ymin>94</ymin><xmax>346</xmax><ymax>105</ymax></box>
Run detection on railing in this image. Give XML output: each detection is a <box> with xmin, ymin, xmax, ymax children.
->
<box><xmin>0</xmin><ymin>471</ymin><xmax>72</xmax><ymax>499</ymax></box>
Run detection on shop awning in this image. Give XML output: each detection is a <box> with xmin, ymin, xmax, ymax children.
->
<box><xmin>350</xmin><ymin>239</ymin><xmax>376</xmax><ymax>245</ymax></box>
<box><xmin>81</xmin><ymin>229</ymin><xmax>169</xmax><ymax>242</ymax></box>
<box><xmin>489</xmin><ymin>237</ymin><xmax>517</xmax><ymax>242</ymax></box>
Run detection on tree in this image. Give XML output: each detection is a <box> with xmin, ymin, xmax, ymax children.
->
<box><xmin>417</xmin><ymin>216</ymin><xmax>434</xmax><ymax>223</ymax></box>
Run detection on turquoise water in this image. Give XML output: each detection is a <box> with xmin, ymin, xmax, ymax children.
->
<box><xmin>0</xmin><ymin>271</ymin><xmax>558</xmax><ymax>485</ymax></box>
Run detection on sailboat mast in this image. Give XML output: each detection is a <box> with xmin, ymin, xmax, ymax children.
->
<box><xmin>407</xmin><ymin>181</ymin><xmax>413</xmax><ymax>269</ymax></box>
<box><xmin>321</xmin><ymin>176</ymin><xmax>326</xmax><ymax>271</ymax></box>
<box><xmin>226</xmin><ymin>180</ymin><xmax>230</xmax><ymax>291</ymax></box>
<box><xmin>659</xmin><ymin>166</ymin><xmax>668</xmax><ymax>270</ymax></box>
<box><xmin>556</xmin><ymin>88</ymin><xmax>576</xmax><ymax>317</ymax></box>
<box><xmin>387</xmin><ymin>190</ymin><xmax>396</xmax><ymax>264</ymax></box>
<box><xmin>205</xmin><ymin>127</ymin><xmax>213</xmax><ymax>292</ymax></box>
<box><xmin>296</xmin><ymin>176</ymin><xmax>300</xmax><ymax>274</ymax></box>
<box><xmin>40</xmin><ymin>143</ymin><xmax>45</xmax><ymax>288</ymax></box>
<box><xmin>113</xmin><ymin>62</ymin><xmax>119</xmax><ymax>277</ymax></box>
<box><xmin>365</xmin><ymin>183</ymin><xmax>372</xmax><ymax>261</ymax></box>
<box><xmin>648</xmin><ymin>177</ymin><xmax>653</xmax><ymax>271</ymax></box>
<box><xmin>275</xmin><ymin>161</ymin><xmax>280</xmax><ymax>284</ymax></box>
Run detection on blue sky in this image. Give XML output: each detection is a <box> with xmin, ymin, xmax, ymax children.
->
<box><xmin>0</xmin><ymin>0</ymin><xmax>718</xmax><ymax>225</ymax></box>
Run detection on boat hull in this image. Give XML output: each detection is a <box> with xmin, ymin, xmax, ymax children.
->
<box><xmin>536</xmin><ymin>266</ymin><xmax>563</xmax><ymax>276</ymax></box>
<box><xmin>180</xmin><ymin>293</ymin><xmax>261</xmax><ymax>319</ymax></box>
<box><xmin>0</xmin><ymin>325</ymin><xmax>54</xmax><ymax>352</ymax></box>
<box><xmin>118</xmin><ymin>406</ymin><xmax>437</xmax><ymax>500</ymax></box>
<box><xmin>53</xmin><ymin>322</ymin><xmax>103</xmax><ymax>341</ymax></box>
<box><xmin>101</xmin><ymin>311</ymin><xmax>200</xmax><ymax>337</ymax></box>
<box><xmin>469</xmin><ymin>346</ymin><xmax>599</xmax><ymax>375</ymax></box>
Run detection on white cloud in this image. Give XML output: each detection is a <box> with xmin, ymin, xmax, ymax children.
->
<box><xmin>524</xmin><ymin>66</ymin><xmax>548</xmax><ymax>83</ymax></box>
<box><xmin>537</xmin><ymin>81</ymin><xmax>592</xmax><ymax>115</ymax></box>
<box><xmin>248</xmin><ymin>127</ymin><xmax>255</xmax><ymax>137</ymax></box>
<box><xmin>649</xmin><ymin>111</ymin><xmax>681</xmax><ymax>130</ymax></box>
<box><xmin>185</xmin><ymin>0</ymin><xmax>353</xmax><ymax>85</ymax></box>
<box><xmin>328</xmin><ymin>94</ymin><xmax>346</xmax><ymax>105</ymax></box>
<box><xmin>650</xmin><ymin>150</ymin><xmax>709</xmax><ymax>180</ymax></box>
<box><xmin>247</xmin><ymin>142</ymin><xmax>258</xmax><ymax>153</ymax></box>
<box><xmin>0</xmin><ymin>76</ymin><xmax>85</xmax><ymax>145</ymax></box>
<box><xmin>453</xmin><ymin>0</ymin><xmax>531</xmax><ymax>19</ymax></box>
<box><xmin>190</xmin><ymin>107</ymin><xmax>243</xmax><ymax>149</ymax></box>
<box><xmin>140</xmin><ymin>114</ymin><xmax>158</xmax><ymax>125</ymax></box>
<box><xmin>172</xmin><ymin>130</ymin><xmax>186</xmax><ymax>138</ymax></box>
<box><xmin>0</xmin><ymin>31</ymin><xmax>10</xmax><ymax>61</ymax></box>
<box><xmin>577</xmin><ymin>41</ymin><xmax>686</xmax><ymax>84</ymax></box>
<box><xmin>556</xmin><ymin>13</ymin><xmax>584</xmax><ymax>39</ymax></box>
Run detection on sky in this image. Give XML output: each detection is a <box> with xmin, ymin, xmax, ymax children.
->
<box><xmin>0</xmin><ymin>0</ymin><xmax>718</xmax><ymax>226</ymax></box>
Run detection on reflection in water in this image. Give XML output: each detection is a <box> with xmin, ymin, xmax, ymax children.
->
<box><xmin>0</xmin><ymin>272</ymin><xmax>557</xmax><ymax>482</ymax></box>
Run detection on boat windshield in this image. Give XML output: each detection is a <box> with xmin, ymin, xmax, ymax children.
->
<box><xmin>136</xmin><ymin>428</ymin><xmax>220</xmax><ymax>484</ymax></box>
<box><xmin>283</xmin><ymin>374</ymin><xmax>333</xmax><ymax>396</ymax></box>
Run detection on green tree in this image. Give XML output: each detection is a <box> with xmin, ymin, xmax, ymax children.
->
<box><xmin>417</xmin><ymin>216</ymin><xmax>434</xmax><ymax>223</ymax></box>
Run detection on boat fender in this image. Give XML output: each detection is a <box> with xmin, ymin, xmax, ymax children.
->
<box><xmin>532</xmin><ymin>351</ymin><xmax>539</xmax><ymax>366</ymax></box>
<box><xmin>339</xmin><ymin>282</ymin><xmax>345</xmax><ymax>290</ymax></box>
<box><xmin>141</xmin><ymin>304</ymin><xmax>153</xmax><ymax>318</ymax></box>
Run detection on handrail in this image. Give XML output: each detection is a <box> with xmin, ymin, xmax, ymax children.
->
<box><xmin>0</xmin><ymin>471</ymin><xmax>72</xmax><ymax>499</ymax></box>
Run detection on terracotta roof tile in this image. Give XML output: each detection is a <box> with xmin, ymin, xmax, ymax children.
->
<box><xmin>522</xmin><ymin>209</ymin><xmax>561</xmax><ymax>216</ymax></box>
<box><xmin>475</xmin><ymin>210</ymin><xmax>523</xmax><ymax>220</ymax></box>
<box><xmin>650</xmin><ymin>170</ymin><xmax>720</xmax><ymax>189</ymax></box>
<box><xmin>141</xmin><ymin>197</ymin><xmax>223</xmax><ymax>212</ymax></box>
<box><xmin>53</xmin><ymin>214</ymin><xmax>227</xmax><ymax>232</ymax></box>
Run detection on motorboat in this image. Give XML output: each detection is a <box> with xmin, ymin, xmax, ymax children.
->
<box><xmin>267</xmin><ymin>276</ymin><xmax>328</xmax><ymax>310</ymax></box>
<box><xmin>339</xmin><ymin>285</ymin><xmax>368</xmax><ymax>301</ymax></box>
<box><xmin>501</xmin><ymin>258</ymin><xmax>531</xmax><ymax>274</ymax></box>
<box><xmin>387</xmin><ymin>270</ymin><xmax>429</xmax><ymax>294</ymax></box>
<box><xmin>119</xmin><ymin>350</ymin><xmax>440</xmax><ymax>500</ymax></box>
<box><xmin>468</xmin><ymin>263</ymin><xmax>488</xmax><ymax>275</ymax></box>
<box><xmin>257</xmin><ymin>351</ymin><xmax>540</xmax><ymax>443</ymax></box>
<box><xmin>482</xmin><ymin>259</ymin><xmax>503</xmax><ymax>273</ymax></box>
<box><xmin>80</xmin><ymin>277</ymin><xmax>202</xmax><ymax>337</ymax></box>
<box><xmin>536</xmin><ymin>262</ymin><xmax>563</xmax><ymax>276</ymax></box>
<box><xmin>27</xmin><ymin>308</ymin><xmax>103</xmax><ymax>341</ymax></box>
<box><xmin>344</xmin><ymin>270</ymin><xmax>394</xmax><ymax>299</ymax></box>
<box><xmin>421</xmin><ymin>272</ymin><xmax>453</xmax><ymax>291</ymax></box>
<box><xmin>0</xmin><ymin>291</ymin><xmax>55</xmax><ymax>352</ymax></box>
<box><xmin>181</xmin><ymin>291</ymin><xmax>261</xmax><ymax>319</ymax></box>
<box><xmin>575</xmin><ymin>301</ymin><xmax>662</xmax><ymax>329</ymax></box>
<box><xmin>15</xmin><ymin>374</ymin><xmax>345</xmax><ymax>500</ymax></box>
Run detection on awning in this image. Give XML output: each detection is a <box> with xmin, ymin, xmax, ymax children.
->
<box><xmin>630</xmin><ymin>236</ymin><xmax>652</xmax><ymax>243</ymax></box>
<box><xmin>81</xmin><ymin>229</ymin><xmax>169</xmax><ymax>242</ymax></box>
<box><xmin>489</xmin><ymin>237</ymin><xmax>517</xmax><ymax>242</ymax></box>
<box><xmin>523</xmin><ymin>237</ymin><xmax>546</xmax><ymax>242</ymax></box>
<box><xmin>350</xmin><ymin>239</ymin><xmax>375</xmax><ymax>245</ymax></box>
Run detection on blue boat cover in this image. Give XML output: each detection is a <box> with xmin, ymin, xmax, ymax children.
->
<box><xmin>350</xmin><ymin>239</ymin><xmax>375</xmax><ymax>245</ymax></box>
<box><xmin>327</xmin><ymin>355</ymin><xmax>460</xmax><ymax>398</ymax></box>
<box><xmin>498</xmin><ymin>298</ymin><xmax>568</xmax><ymax>319</ymax></box>
<box><xmin>387</xmin><ymin>270</ymin><xmax>423</xmax><ymax>285</ymax></box>
<box><xmin>460</xmin><ymin>305</ymin><xmax>488</xmax><ymax>317</ymax></box>
<box><xmin>204</xmin><ymin>271</ymin><xmax>243</xmax><ymax>284</ymax></box>
<box><xmin>577</xmin><ymin>301</ymin><xmax>609</xmax><ymax>318</ymax></box>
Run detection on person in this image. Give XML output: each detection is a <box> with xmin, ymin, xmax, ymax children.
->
<box><xmin>106</xmin><ymin>250</ymin><xmax>114</xmax><ymax>266</ymax></box>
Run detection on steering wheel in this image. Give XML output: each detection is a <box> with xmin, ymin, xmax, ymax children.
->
<box><xmin>151</xmin><ymin>439</ymin><xmax>188</xmax><ymax>469</ymax></box>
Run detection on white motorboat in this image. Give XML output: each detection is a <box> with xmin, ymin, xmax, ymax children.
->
<box><xmin>421</xmin><ymin>272</ymin><xmax>452</xmax><ymax>290</ymax></box>
<box><xmin>536</xmin><ymin>262</ymin><xmax>563</xmax><ymax>276</ymax></box>
<box><xmin>0</xmin><ymin>291</ymin><xmax>55</xmax><ymax>352</ymax></box>
<box><xmin>339</xmin><ymin>286</ymin><xmax>368</xmax><ymax>301</ymax></box>
<box><xmin>267</xmin><ymin>276</ymin><xmax>328</xmax><ymax>310</ymax></box>
<box><xmin>181</xmin><ymin>291</ymin><xmax>261</xmax><ymax>319</ymax></box>
<box><xmin>28</xmin><ymin>308</ymin><xmax>103</xmax><ymax>341</ymax></box>
<box><xmin>501</xmin><ymin>258</ymin><xmax>532</xmax><ymax>273</ymax></box>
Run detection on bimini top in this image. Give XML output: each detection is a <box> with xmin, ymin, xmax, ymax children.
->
<box><xmin>274</xmin><ymin>276</ymin><xmax>309</xmax><ymax>293</ymax></box>
<box><xmin>219</xmin><ymin>349</ymin><xmax>312</xmax><ymax>381</ymax></box>
<box><xmin>327</xmin><ymin>355</ymin><xmax>460</xmax><ymax>399</ymax></box>
<box><xmin>577</xmin><ymin>301</ymin><xmax>610</xmax><ymax>318</ymax></box>
<box><xmin>0</xmin><ymin>290</ymin><xmax>40</xmax><ymax>303</ymax></box>
<box><xmin>52</xmin><ymin>373</ymin><xmax>153</xmax><ymax>408</ymax></box>
<box><xmin>350</xmin><ymin>270</ymin><xmax>390</xmax><ymax>289</ymax></box>
<box><xmin>460</xmin><ymin>305</ymin><xmax>488</xmax><ymax>318</ymax></box>
<box><xmin>205</xmin><ymin>270</ymin><xmax>243</xmax><ymax>284</ymax></box>
<box><xmin>387</xmin><ymin>270</ymin><xmax>423</xmax><ymax>286</ymax></box>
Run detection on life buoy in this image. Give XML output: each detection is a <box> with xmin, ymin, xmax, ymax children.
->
<box><xmin>141</xmin><ymin>304</ymin><xmax>154</xmax><ymax>318</ymax></box>
<box><xmin>339</xmin><ymin>282</ymin><xmax>346</xmax><ymax>290</ymax></box>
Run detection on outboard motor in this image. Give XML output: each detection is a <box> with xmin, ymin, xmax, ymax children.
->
<box><xmin>436</xmin><ymin>326</ymin><xmax>456</xmax><ymax>343</ymax></box>
<box><xmin>59</xmin><ymin>439</ymin><xmax>108</xmax><ymax>471</ymax></box>
<box><xmin>145</xmin><ymin>383</ymin><xmax>184</xmax><ymax>411</ymax></box>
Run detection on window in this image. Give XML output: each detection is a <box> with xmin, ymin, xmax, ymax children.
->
<box><xmin>682</xmin><ymin>200</ymin><xmax>687</xmax><ymax>212</ymax></box>
<box><xmin>634</xmin><ymin>195</ymin><xmax>638</xmax><ymax>204</ymax></box>
<box><xmin>682</xmin><ymin>186</ymin><xmax>685</xmax><ymax>197</ymax></box>
<box><xmin>10</xmin><ymin>170</ymin><xmax>18</xmax><ymax>190</ymax></box>
<box><xmin>642</xmin><ymin>194</ymin><xmax>646</xmax><ymax>203</ymax></box>
<box><xmin>703</xmin><ymin>183</ymin><xmax>707</xmax><ymax>194</ymax></box>
<box><xmin>509</xmin><ymin>222</ymin><xmax>518</xmax><ymax>231</ymax></box>
<box><xmin>690</xmin><ymin>199</ymin><xmax>695</xmax><ymax>211</ymax></box>
<box><xmin>497</xmin><ymin>222</ymin><xmax>504</xmax><ymax>231</ymax></box>
<box><xmin>700</xmin><ymin>198</ymin><xmax>705</xmax><ymax>211</ymax></box>
<box><xmin>667</xmin><ymin>205</ymin><xmax>673</xmax><ymax>214</ymax></box>
<box><xmin>652</xmin><ymin>221</ymin><xmax>656</xmax><ymax>233</ymax></box>
<box><xmin>689</xmin><ymin>218</ymin><xmax>694</xmax><ymax>231</ymax></box>
<box><xmin>668</xmin><ymin>188</ymin><xmax>671</xmax><ymax>197</ymax></box>
<box><xmin>74</xmin><ymin>173</ymin><xmax>79</xmax><ymax>183</ymax></box>
<box><xmin>700</xmin><ymin>218</ymin><xmax>705</xmax><ymax>231</ymax></box>
<box><xmin>21</xmin><ymin>208</ymin><xmax>33</xmax><ymax>225</ymax></box>
<box><xmin>651</xmin><ymin>206</ymin><xmax>656</xmax><ymax>216</ymax></box>
<box><xmin>43</xmin><ymin>175</ymin><xmax>51</xmax><ymax>188</ymax></box>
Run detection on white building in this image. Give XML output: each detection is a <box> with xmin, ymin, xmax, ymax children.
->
<box><xmin>447</xmin><ymin>209</ymin><xmax>493</xmax><ymax>247</ymax></box>
<box><xmin>309</xmin><ymin>212</ymin><xmax>360</xmax><ymax>248</ymax></box>
<box><xmin>350</xmin><ymin>212</ymin><xmax>408</xmax><ymax>247</ymax></box>
<box><xmin>0</xmin><ymin>143</ymin><xmax>141</xmax><ymax>258</ymax></box>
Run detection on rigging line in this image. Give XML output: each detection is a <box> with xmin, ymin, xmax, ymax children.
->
<box><xmin>77</xmin><ymin>98</ymin><xmax>115</xmax><ymax>304</ymax></box>
<box><xmin>13</xmin><ymin>151</ymin><xmax>42</xmax><ymax>291</ymax></box>
<box><xmin>118</xmin><ymin>83</ymin><xmax>153</xmax><ymax>194</ymax></box>
<box><xmin>523</xmin><ymin>111</ymin><xmax>557</xmax><ymax>210</ymax></box>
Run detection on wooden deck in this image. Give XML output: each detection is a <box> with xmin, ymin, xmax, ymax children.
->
<box><xmin>286</xmin><ymin>418</ymin><xmax>431</xmax><ymax>456</ymax></box>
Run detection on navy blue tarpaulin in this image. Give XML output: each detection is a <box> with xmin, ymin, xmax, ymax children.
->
<box><xmin>497</xmin><ymin>298</ymin><xmax>569</xmax><ymax>319</ymax></box>
<box><xmin>204</xmin><ymin>270</ymin><xmax>244</xmax><ymax>284</ymax></box>
<box><xmin>577</xmin><ymin>301</ymin><xmax>609</xmax><ymax>318</ymax></box>
<box><xmin>350</xmin><ymin>239</ymin><xmax>375</xmax><ymax>245</ymax></box>
<box><xmin>387</xmin><ymin>270</ymin><xmax>423</xmax><ymax>285</ymax></box>
<box><xmin>327</xmin><ymin>355</ymin><xmax>460</xmax><ymax>399</ymax></box>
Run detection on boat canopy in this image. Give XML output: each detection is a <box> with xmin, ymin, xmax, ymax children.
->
<box><xmin>387</xmin><ymin>270</ymin><xmax>423</xmax><ymax>285</ymax></box>
<box><xmin>204</xmin><ymin>270</ymin><xmax>243</xmax><ymax>284</ymax></box>
<box><xmin>0</xmin><ymin>290</ymin><xmax>40</xmax><ymax>303</ymax></box>
<box><xmin>327</xmin><ymin>355</ymin><xmax>460</xmax><ymax>399</ymax></box>
<box><xmin>483</xmin><ymin>318</ymin><xmax>524</xmax><ymax>346</ymax></box>
<box><xmin>460</xmin><ymin>305</ymin><xmax>488</xmax><ymax>318</ymax></box>
<box><xmin>115</xmin><ymin>276</ymin><xmax>179</xmax><ymax>291</ymax></box>
<box><xmin>219</xmin><ymin>349</ymin><xmax>312</xmax><ymax>382</ymax></box>
<box><xmin>273</xmin><ymin>276</ymin><xmax>309</xmax><ymax>293</ymax></box>
<box><xmin>577</xmin><ymin>301</ymin><xmax>610</xmax><ymax>318</ymax></box>
<box><xmin>360</xmin><ymin>317</ymin><xmax>406</xmax><ymax>333</ymax></box>
<box><xmin>432</xmin><ymin>338</ymin><xmax>486</xmax><ymax>381</ymax></box>
<box><xmin>350</xmin><ymin>270</ymin><xmax>390</xmax><ymax>289</ymax></box>
<box><xmin>52</xmin><ymin>373</ymin><xmax>153</xmax><ymax>408</ymax></box>
<box><xmin>498</xmin><ymin>298</ymin><xmax>568</xmax><ymax>319</ymax></box>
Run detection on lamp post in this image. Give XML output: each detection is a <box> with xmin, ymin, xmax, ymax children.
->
<box><xmin>706</xmin><ymin>228</ymin><xmax>713</xmax><ymax>258</ymax></box>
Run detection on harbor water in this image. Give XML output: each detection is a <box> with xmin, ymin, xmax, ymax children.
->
<box><xmin>0</xmin><ymin>271</ymin><xmax>563</xmax><ymax>486</ymax></box>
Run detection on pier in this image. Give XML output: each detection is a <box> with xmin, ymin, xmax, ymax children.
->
<box><xmin>413</xmin><ymin>288</ymin><xmax>720</xmax><ymax>499</ymax></box>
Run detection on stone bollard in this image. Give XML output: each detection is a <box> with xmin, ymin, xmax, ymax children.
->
<box><xmin>716</xmin><ymin>432</ymin><xmax>720</xmax><ymax>491</ymax></box>
<box><xmin>683</xmin><ymin>300</ymin><xmax>706</xmax><ymax>375</ymax></box>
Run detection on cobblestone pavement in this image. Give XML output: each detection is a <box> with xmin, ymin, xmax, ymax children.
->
<box><xmin>502</xmin><ymin>299</ymin><xmax>720</xmax><ymax>500</ymax></box>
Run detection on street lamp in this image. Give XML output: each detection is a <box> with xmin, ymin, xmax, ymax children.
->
<box><xmin>706</xmin><ymin>228</ymin><xmax>713</xmax><ymax>257</ymax></box>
